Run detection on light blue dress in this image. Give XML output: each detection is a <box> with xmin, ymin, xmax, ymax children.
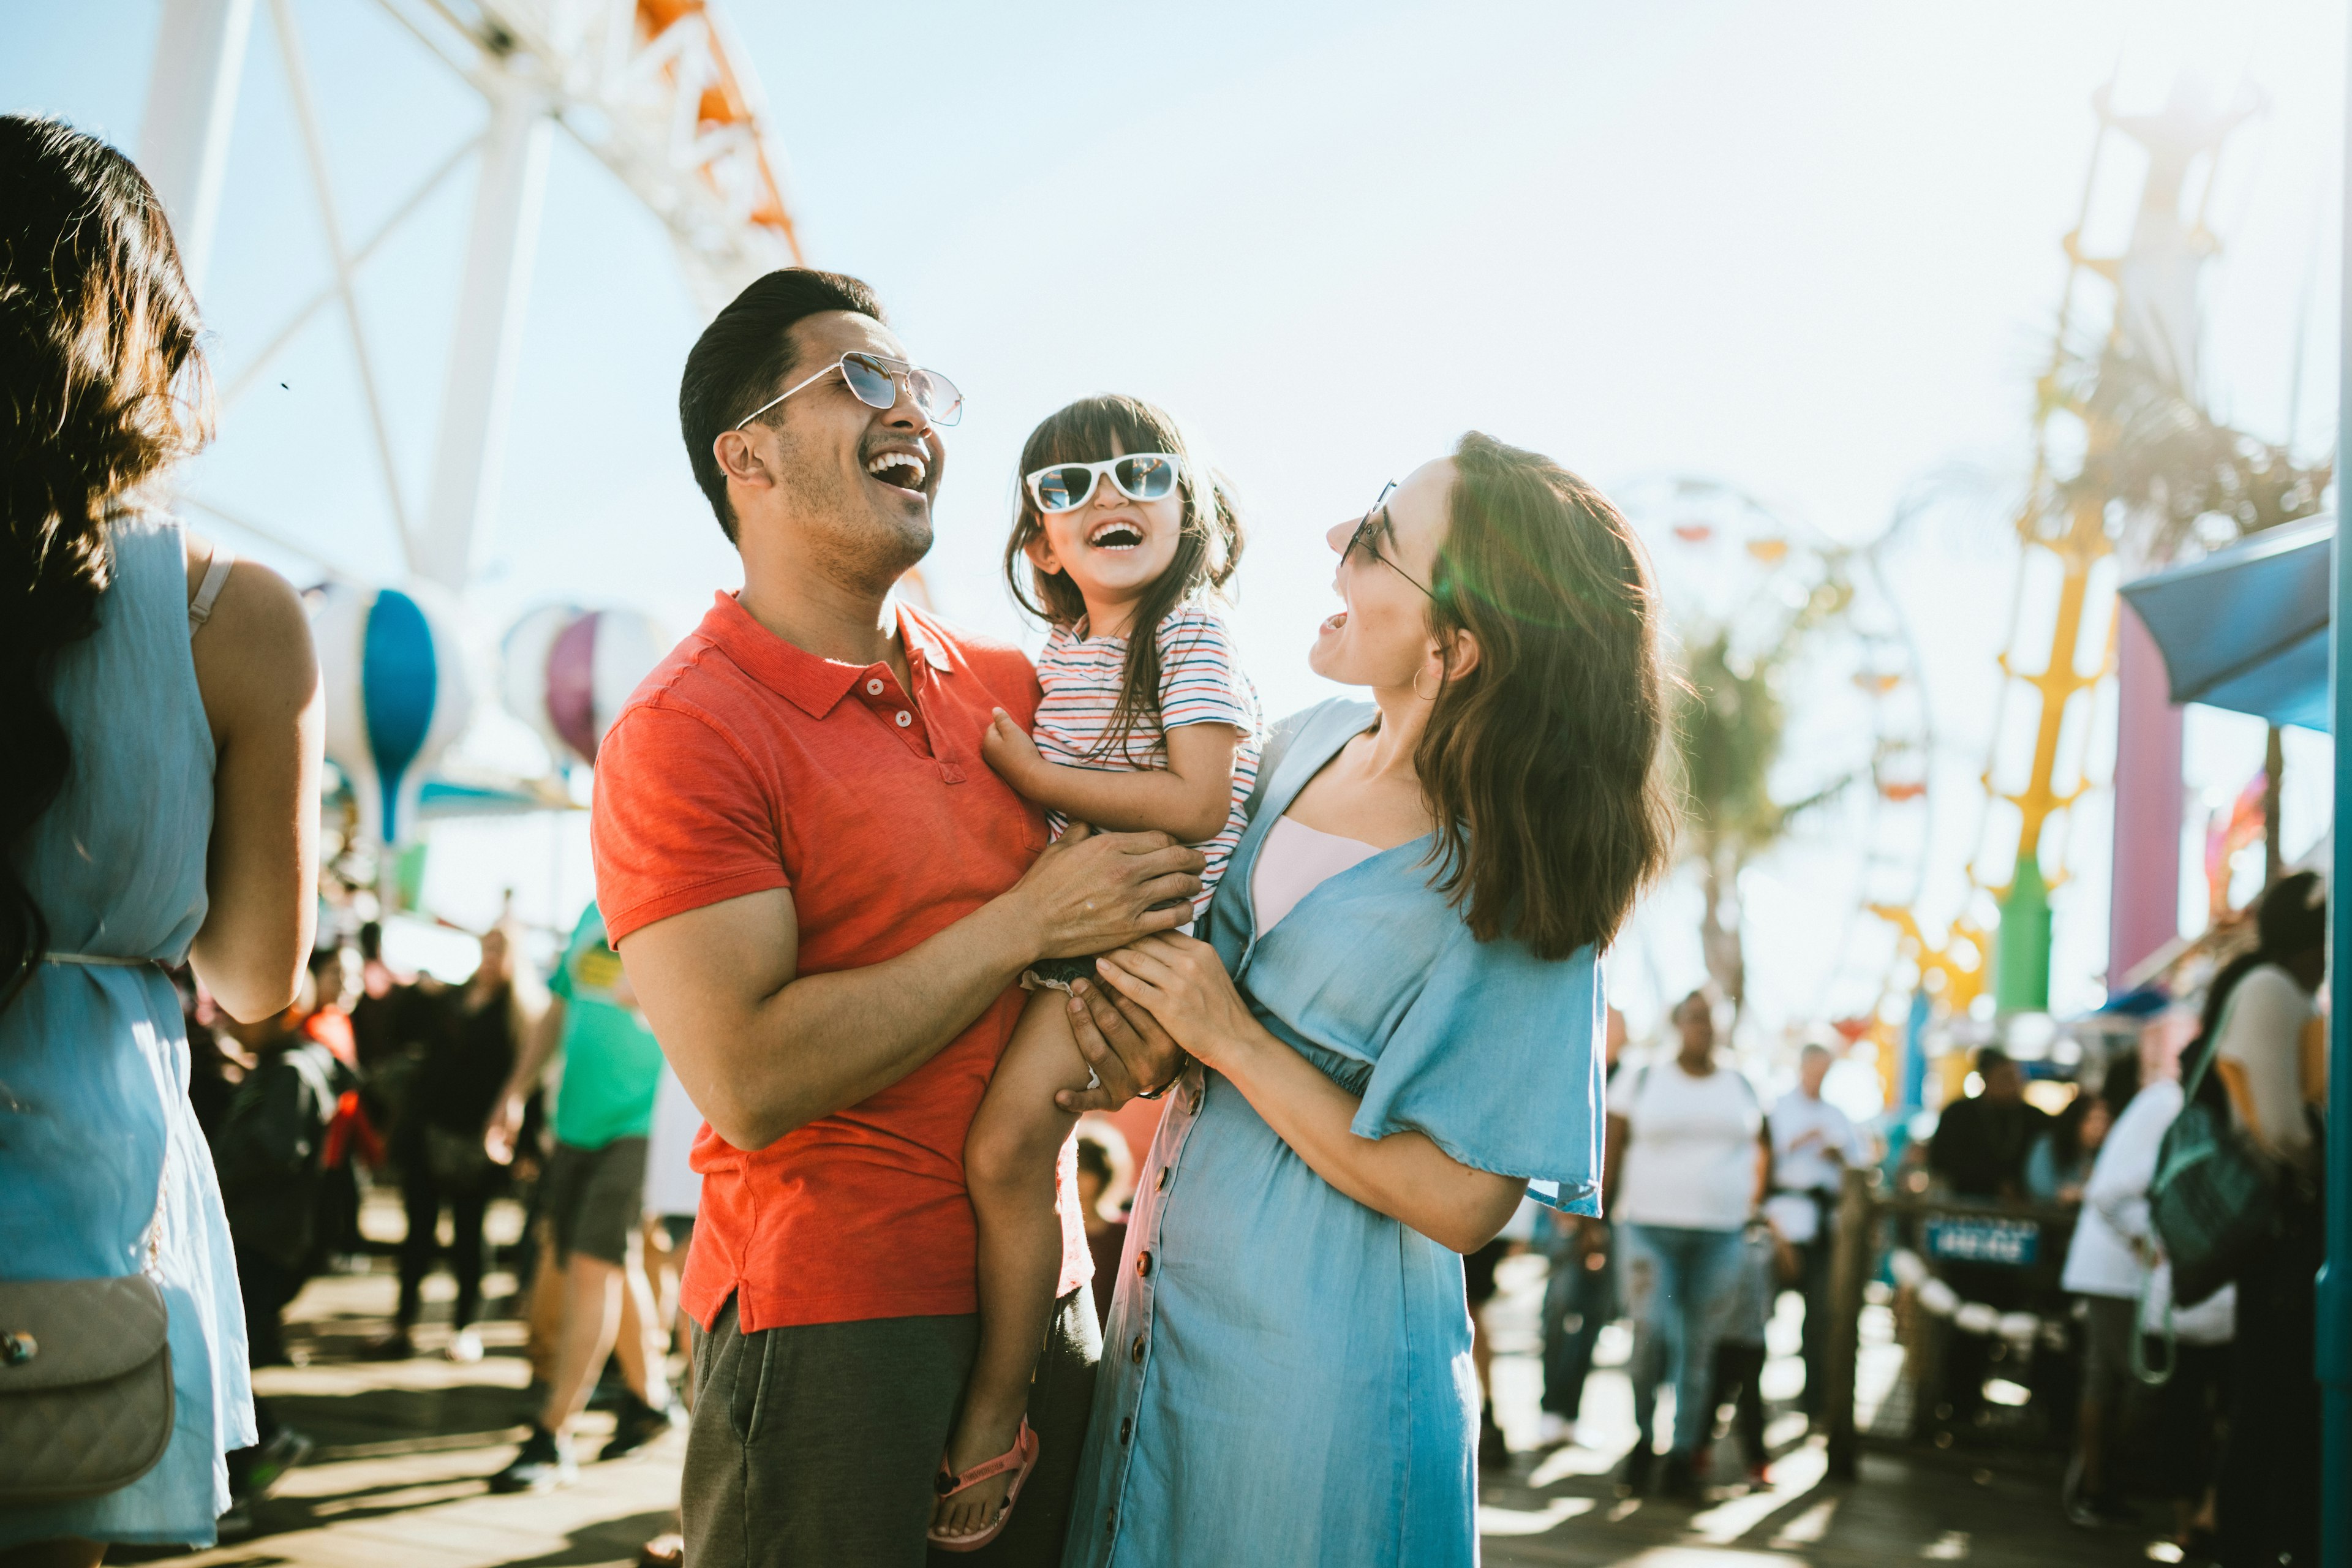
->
<box><xmin>1064</xmin><ymin>699</ymin><xmax>1605</xmax><ymax>1568</ymax></box>
<box><xmin>0</xmin><ymin>516</ymin><xmax>255</xmax><ymax>1548</ymax></box>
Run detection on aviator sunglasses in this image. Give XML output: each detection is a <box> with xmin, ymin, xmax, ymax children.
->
<box><xmin>1344</xmin><ymin>481</ymin><xmax>1438</xmax><ymax>600</ymax></box>
<box><xmin>733</xmin><ymin>350</ymin><xmax>964</xmax><ymax>430</ymax></box>
<box><xmin>1025</xmin><ymin>453</ymin><xmax>1184</xmax><ymax>513</ymax></box>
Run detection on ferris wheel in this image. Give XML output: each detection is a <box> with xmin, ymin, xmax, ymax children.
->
<box><xmin>135</xmin><ymin>0</ymin><xmax>801</xmax><ymax>850</ymax></box>
<box><xmin>139</xmin><ymin>0</ymin><xmax>800</xmax><ymax>590</ymax></box>
<box><xmin>1618</xmin><ymin>475</ymin><xmax>1937</xmax><ymax>1026</ymax></box>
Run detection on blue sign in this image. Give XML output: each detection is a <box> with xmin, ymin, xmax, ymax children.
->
<box><xmin>1923</xmin><ymin>1216</ymin><xmax>2039</xmax><ymax>1267</ymax></box>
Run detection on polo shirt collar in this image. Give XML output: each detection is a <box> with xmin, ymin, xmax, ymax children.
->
<box><xmin>703</xmin><ymin>591</ymin><xmax>950</xmax><ymax>719</ymax></box>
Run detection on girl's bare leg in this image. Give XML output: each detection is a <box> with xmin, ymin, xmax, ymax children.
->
<box><xmin>931</xmin><ymin>987</ymin><xmax>1093</xmax><ymax>1540</ymax></box>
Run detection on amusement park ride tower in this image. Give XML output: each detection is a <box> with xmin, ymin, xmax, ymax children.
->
<box><xmin>1891</xmin><ymin>74</ymin><xmax>2254</xmax><ymax>1044</ymax></box>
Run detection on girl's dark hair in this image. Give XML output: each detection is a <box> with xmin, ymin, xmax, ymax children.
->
<box><xmin>1</xmin><ymin>116</ymin><xmax>213</xmax><ymax>1009</ymax></box>
<box><xmin>1415</xmin><ymin>432</ymin><xmax>1677</xmax><ymax>960</ymax></box>
<box><xmin>1004</xmin><ymin>394</ymin><xmax>1242</xmax><ymax>761</ymax></box>
<box><xmin>2181</xmin><ymin>869</ymin><xmax>2326</xmax><ymax>1108</ymax></box>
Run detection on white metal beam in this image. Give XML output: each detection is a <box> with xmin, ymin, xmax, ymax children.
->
<box><xmin>137</xmin><ymin>0</ymin><xmax>257</xmax><ymax>296</ymax></box>
<box><xmin>417</xmin><ymin>81</ymin><xmax>552</xmax><ymax>589</ymax></box>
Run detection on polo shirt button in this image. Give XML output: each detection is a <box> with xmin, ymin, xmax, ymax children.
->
<box><xmin>895</xmin><ymin>710</ymin><xmax>912</xmax><ymax>728</ymax></box>
<box><xmin>1119</xmin><ymin>1416</ymin><xmax>1133</xmax><ymax>1443</ymax></box>
<box><xmin>866</xmin><ymin>677</ymin><xmax>884</xmax><ymax>695</ymax></box>
<box><xmin>1130</xmin><ymin>1334</ymin><xmax>1147</xmax><ymax>1364</ymax></box>
<box><xmin>1136</xmin><ymin>1250</ymin><xmax>1152</xmax><ymax>1277</ymax></box>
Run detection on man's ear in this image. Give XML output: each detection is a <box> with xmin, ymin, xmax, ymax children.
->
<box><xmin>1023</xmin><ymin>530</ymin><xmax>1065</xmax><ymax>578</ymax></box>
<box><xmin>714</xmin><ymin>428</ymin><xmax>772</xmax><ymax>495</ymax></box>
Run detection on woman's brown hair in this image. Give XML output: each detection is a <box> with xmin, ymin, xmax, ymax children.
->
<box><xmin>0</xmin><ymin>116</ymin><xmax>213</xmax><ymax>1006</ymax></box>
<box><xmin>1003</xmin><ymin>394</ymin><xmax>1243</xmax><ymax>761</ymax></box>
<box><xmin>1415</xmin><ymin>431</ymin><xmax>1676</xmax><ymax>960</ymax></box>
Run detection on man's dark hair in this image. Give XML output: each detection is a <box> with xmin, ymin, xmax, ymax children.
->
<box><xmin>678</xmin><ymin>268</ymin><xmax>886</xmax><ymax>543</ymax></box>
<box><xmin>1975</xmin><ymin>1046</ymin><xmax>2014</xmax><ymax>1079</ymax></box>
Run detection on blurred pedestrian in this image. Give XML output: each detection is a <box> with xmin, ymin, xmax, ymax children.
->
<box><xmin>2026</xmin><ymin>1086</ymin><xmax>2113</xmax><ymax>1204</ymax></box>
<box><xmin>2201</xmin><ymin>872</ymin><xmax>2326</xmax><ymax>1568</ymax></box>
<box><xmin>1699</xmin><ymin>1221</ymin><xmax>1779</xmax><ymax>1488</ymax></box>
<box><xmin>482</xmin><ymin>903</ymin><xmax>674</xmax><ymax>1492</ymax></box>
<box><xmin>0</xmin><ymin>113</ymin><xmax>323</xmax><ymax>1562</ymax></box>
<box><xmin>1602</xmin><ymin>990</ymin><xmax>1771</xmax><ymax>1498</ymax></box>
<box><xmin>2054</xmin><ymin>1053</ymin><xmax>2146</xmax><ymax>1527</ymax></box>
<box><xmin>1765</xmin><ymin>1040</ymin><xmax>1864</xmax><ymax>1423</ymax></box>
<box><xmin>211</xmin><ymin>960</ymin><xmax>356</xmax><ymax>1525</ymax></box>
<box><xmin>1925</xmin><ymin>1046</ymin><xmax>2050</xmax><ymax>1434</ymax></box>
<box><xmin>1537</xmin><ymin>1005</ymin><xmax>1624</xmax><ymax>1449</ymax></box>
<box><xmin>369</xmin><ymin>922</ymin><xmax>537</xmax><ymax>1364</ymax></box>
<box><xmin>1072</xmin><ymin>1120</ymin><xmax>1133</xmax><ymax>1331</ymax></box>
<box><xmin>1928</xmin><ymin>1047</ymin><xmax>2048</xmax><ymax>1201</ymax></box>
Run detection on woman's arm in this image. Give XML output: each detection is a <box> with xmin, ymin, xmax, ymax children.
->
<box><xmin>188</xmin><ymin>549</ymin><xmax>323</xmax><ymax>1023</ymax></box>
<box><xmin>1084</xmin><ymin>935</ymin><xmax>1525</xmax><ymax>1253</ymax></box>
<box><xmin>982</xmin><ymin>712</ymin><xmax>1239</xmax><ymax>843</ymax></box>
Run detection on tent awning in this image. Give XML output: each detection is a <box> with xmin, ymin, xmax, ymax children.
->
<box><xmin>2117</xmin><ymin>514</ymin><xmax>2333</xmax><ymax>734</ymax></box>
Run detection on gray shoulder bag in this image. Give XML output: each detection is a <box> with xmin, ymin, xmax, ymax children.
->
<box><xmin>0</xmin><ymin>1084</ymin><xmax>176</xmax><ymax>1504</ymax></box>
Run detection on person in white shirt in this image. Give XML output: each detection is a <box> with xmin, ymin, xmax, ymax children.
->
<box><xmin>1600</xmin><ymin>991</ymin><xmax>1769</xmax><ymax>1498</ymax></box>
<box><xmin>1765</xmin><ymin>1042</ymin><xmax>1866</xmax><ymax>1421</ymax></box>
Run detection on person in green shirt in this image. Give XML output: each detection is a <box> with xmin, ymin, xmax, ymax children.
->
<box><xmin>483</xmin><ymin>903</ymin><xmax>676</xmax><ymax>1491</ymax></box>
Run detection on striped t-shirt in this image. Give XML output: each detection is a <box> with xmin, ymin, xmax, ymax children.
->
<box><xmin>1033</xmin><ymin>605</ymin><xmax>1262</xmax><ymax>914</ymax></box>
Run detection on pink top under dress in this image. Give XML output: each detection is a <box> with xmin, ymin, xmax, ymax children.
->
<box><xmin>1250</xmin><ymin>815</ymin><xmax>1382</xmax><ymax>933</ymax></box>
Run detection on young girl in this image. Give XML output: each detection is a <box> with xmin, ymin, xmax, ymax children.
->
<box><xmin>929</xmin><ymin>395</ymin><xmax>1259</xmax><ymax>1550</ymax></box>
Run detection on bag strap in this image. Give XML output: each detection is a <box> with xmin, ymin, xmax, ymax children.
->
<box><xmin>2180</xmin><ymin>990</ymin><xmax>2239</xmax><ymax>1103</ymax></box>
<box><xmin>2129</xmin><ymin>1269</ymin><xmax>2176</xmax><ymax>1387</ymax></box>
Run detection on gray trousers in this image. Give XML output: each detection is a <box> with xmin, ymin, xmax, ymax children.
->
<box><xmin>682</xmin><ymin>1287</ymin><xmax>1101</xmax><ymax>1568</ymax></box>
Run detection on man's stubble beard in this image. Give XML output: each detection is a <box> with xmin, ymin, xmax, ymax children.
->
<box><xmin>781</xmin><ymin>440</ymin><xmax>935</xmax><ymax>598</ymax></box>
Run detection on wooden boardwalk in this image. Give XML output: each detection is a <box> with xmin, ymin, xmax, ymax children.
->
<box><xmin>116</xmin><ymin>1246</ymin><xmax>2168</xmax><ymax>1567</ymax></box>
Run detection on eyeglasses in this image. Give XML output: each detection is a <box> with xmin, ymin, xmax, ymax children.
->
<box><xmin>1024</xmin><ymin>453</ymin><xmax>1183</xmax><ymax>513</ymax></box>
<box><xmin>733</xmin><ymin>351</ymin><xmax>963</xmax><ymax>431</ymax></box>
<box><xmin>1344</xmin><ymin>481</ymin><xmax>1438</xmax><ymax>600</ymax></box>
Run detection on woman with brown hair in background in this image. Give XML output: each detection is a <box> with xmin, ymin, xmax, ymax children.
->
<box><xmin>0</xmin><ymin>116</ymin><xmax>323</xmax><ymax>1565</ymax></box>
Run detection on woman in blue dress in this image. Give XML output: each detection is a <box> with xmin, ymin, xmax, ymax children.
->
<box><xmin>1052</xmin><ymin>433</ymin><xmax>1676</xmax><ymax>1567</ymax></box>
<box><xmin>1</xmin><ymin>116</ymin><xmax>323</xmax><ymax>1564</ymax></box>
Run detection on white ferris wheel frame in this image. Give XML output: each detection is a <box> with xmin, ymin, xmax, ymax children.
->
<box><xmin>137</xmin><ymin>0</ymin><xmax>802</xmax><ymax>589</ymax></box>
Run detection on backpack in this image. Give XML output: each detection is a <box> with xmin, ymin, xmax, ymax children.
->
<box><xmin>2145</xmin><ymin>997</ymin><xmax>2278</xmax><ymax>1312</ymax></box>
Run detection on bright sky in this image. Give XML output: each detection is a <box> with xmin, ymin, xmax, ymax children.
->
<box><xmin>6</xmin><ymin>0</ymin><xmax>2343</xmax><ymax>1050</ymax></box>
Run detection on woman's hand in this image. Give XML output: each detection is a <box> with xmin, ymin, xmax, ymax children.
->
<box><xmin>1093</xmin><ymin>932</ymin><xmax>1260</xmax><ymax>1072</ymax></box>
<box><xmin>981</xmin><ymin>707</ymin><xmax>1046</xmax><ymax>789</ymax></box>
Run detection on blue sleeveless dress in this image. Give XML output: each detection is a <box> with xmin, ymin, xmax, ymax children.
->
<box><xmin>0</xmin><ymin>516</ymin><xmax>256</xmax><ymax>1548</ymax></box>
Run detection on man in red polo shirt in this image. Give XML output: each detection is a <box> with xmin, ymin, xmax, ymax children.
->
<box><xmin>591</xmin><ymin>269</ymin><xmax>1199</xmax><ymax>1567</ymax></box>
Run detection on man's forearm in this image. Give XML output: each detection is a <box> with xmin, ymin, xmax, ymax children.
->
<box><xmin>715</xmin><ymin>898</ymin><xmax>1039</xmax><ymax>1148</ymax></box>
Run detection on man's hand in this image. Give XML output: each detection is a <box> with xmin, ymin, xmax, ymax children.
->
<box><xmin>1055</xmin><ymin>977</ymin><xmax>1187</xmax><ymax>1115</ymax></box>
<box><xmin>1003</xmin><ymin>823</ymin><xmax>1204</xmax><ymax>960</ymax></box>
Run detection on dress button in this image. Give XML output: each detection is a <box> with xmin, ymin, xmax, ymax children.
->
<box><xmin>895</xmin><ymin>710</ymin><xmax>912</xmax><ymax>728</ymax></box>
<box><xmin>1156</xmin><ymin>1167</ymin><xmax>1169</xmax><ymax>1192</ymax></box>
<box><xmin>1130</xmin><ymin>1334</ymin><xmax>1147</xmax><ymax>1364</ymax></box>
<box><xmin>866</xmin><ymin>677</ymin><xmax>884</xmax><ymax>695</ymax></box>
<box><xmin>1136</xmin><ymin>1250</ymin><xmax>1153</xmax><ymax>1277</ymax></box>
<box><xmin>1188</xmin><ymin>1084</ymin><xmax>1204</xmax><ymax>1112</ymax></box>
<box><xmin>1119</xmin><ymin>1416</ymin><xmax>1133</xmax><ymax>1443</ymax></box>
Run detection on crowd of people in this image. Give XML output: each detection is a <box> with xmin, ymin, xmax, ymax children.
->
<box><xmin>0</xmin><ymin>108</ymin><xmax>2332</xmax><ymax>1568</ymax></box>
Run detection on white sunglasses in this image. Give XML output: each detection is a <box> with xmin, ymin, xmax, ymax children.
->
<box><xmin>1024</xmin><ymin>453</ymin><xmax>1183</xmax><ymax>513</ymax></box>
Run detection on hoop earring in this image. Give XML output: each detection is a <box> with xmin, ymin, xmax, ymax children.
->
<box><xmin>1412</xmin><ymin>666</ymin><xmax>1442</xmax><ymax>702</ymax></box>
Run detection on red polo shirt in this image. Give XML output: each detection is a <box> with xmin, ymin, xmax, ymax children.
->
<box><xmin>591</xmin><ymin>592</ymin><xmax>1088</xmax><ymax>1330</ymax></box>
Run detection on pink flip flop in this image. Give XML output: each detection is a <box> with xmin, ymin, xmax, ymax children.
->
<box><xmin>927</xmin><ymin>1419</ymin><xmax>1041</xmax><ymax>1553</ymax></box>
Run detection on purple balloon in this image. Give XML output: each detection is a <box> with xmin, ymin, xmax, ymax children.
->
<box><xmin>546</xmin><ymin>611</ymin><xmax>600</xmax><ymax>764</ymax></box>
